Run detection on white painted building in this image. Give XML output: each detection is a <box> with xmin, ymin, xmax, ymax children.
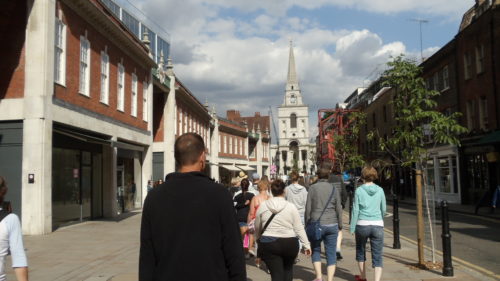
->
<box><xmin>271</xmin><ymin>42</ymin><xmax>316</xmax><ymax>176</ymax></box>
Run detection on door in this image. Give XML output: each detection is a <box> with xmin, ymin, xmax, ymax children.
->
<box><xmin>117</xmin><ymin>166</ymin><xmax>125</xmax><ymax>215</ymax></box>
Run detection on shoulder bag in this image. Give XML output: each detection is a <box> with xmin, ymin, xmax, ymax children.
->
<box><xmin>305</xmin><ymin>186</ymin><xmax>336</xmax><ymax>241</ymax></box>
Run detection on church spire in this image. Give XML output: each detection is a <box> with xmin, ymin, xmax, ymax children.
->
<box><xmin>286</xmin><ymin>40</ymin><xmax>300</xmax><ymax>91</ymax></box>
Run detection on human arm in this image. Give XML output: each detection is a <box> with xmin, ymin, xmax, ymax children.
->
<box><xmin>6</xmin><ymin>215</ymin><xmax>28</xmax><ymax>281</ymax></box>
<box><xmin>139</xmin><ymin>196</ymin><xmax>155</xmax><ymax>281</ymax></box>
<box><xmin>247</xmin><ymin>196</ymin><xmax>257</xmax><ymax>223</ymax></box>
<box><xmin>380</xmin><ymin>188</ymin><xmax>387</xmax><ymax>217</ymax></box>
<box><xmin>254</xmin><ymin>207</ymin><xmax>263</xmax><ymax>241</ymax></box>
<box><xmin>334</xmin><ymin>186</ymin><xmax>343</xmax><ymax>230</ymax></box>
<box><xmin>220</xmin><ymin>191</ymin><xmax>247</xmax><ymax>281</ymax></box>
<box><xmin>349</xmin><ymin>190</ymin><xmax>360</xmax><ymax>234</ymax></box>
<box><xmin>290</xmin><ymin>204</ymin><xmax>310</xmax><ymax>250</ymax></box>
<box><xmin>14</xmin><ymin>267</ymin><xmax>28</xmax><ymax>281</ymax></box>
<box><xmin>304</xmin><ymin>188</ymin><xmax>312</xmax><ymax>224</ymax></box>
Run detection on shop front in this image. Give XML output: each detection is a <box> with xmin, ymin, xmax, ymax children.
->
<box><xmin>425</xmin><ymin>146</ymin><xmax>461</xmax><ymax>204</ymax></box>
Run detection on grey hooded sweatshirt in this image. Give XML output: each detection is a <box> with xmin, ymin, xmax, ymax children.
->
<box><xmin>285</xmin><ymin>183</ymin><xmax>308</xmax><ymax>220</ymax></box>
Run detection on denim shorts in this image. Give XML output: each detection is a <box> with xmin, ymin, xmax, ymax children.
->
<box><xmin>355</xmin><ymin>225</ymin><xmax>384</xmax><ymax>268</ymax></box>
<box><xmin>238</xmin><ymin>222</ymin><xmax>247</xmax><ymax>227</ymax></box>
<box><xmin>311</xmin><ymin>224</ymin><xmax>339</xmax><ymax>266</ymax></box>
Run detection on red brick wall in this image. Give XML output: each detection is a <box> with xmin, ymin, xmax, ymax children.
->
<box><xmin>0</xmin><ymin>1</ymin><xmax>27</xmax><ymax>99</ymax></box>
<box><xmin>55</xmin><ymin>2</ymin><xmax>149</xmax><ymax>131</ymax></box>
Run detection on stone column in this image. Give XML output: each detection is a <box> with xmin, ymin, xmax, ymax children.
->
<box><xmin>21</xmin><ymin>0</ymin><xmax>56</xmax><ymax>235</ymax></box>
<box><xmin>102</xmin><ymin>143</ymin><xmax>118</xmax><ymax>218</ymax></box>
<box><xmin>210</xmin><ymin>115</ymin><xmax>220</xmax><ymax>181</ymax></box>
<box><xmin>164</xmin><ymin>60</ymin><xmax>176</xmax><ymax>175</ymax></box>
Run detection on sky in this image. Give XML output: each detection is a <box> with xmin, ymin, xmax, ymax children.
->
<box><xmin>136</xmin><ymin>0</ymin><xmax>474</xmax><ymax>142</ymax></box>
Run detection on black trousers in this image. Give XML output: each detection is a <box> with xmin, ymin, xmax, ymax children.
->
<box><xmin>259</xmin><ymin>237</ymin><xmax>299</xmax><ymax>281</ymax></box>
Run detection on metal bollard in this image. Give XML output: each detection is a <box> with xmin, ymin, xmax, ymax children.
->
<box><xmin>393</xmin><ymin>194</ymin><xmax>401</xmax><ymax>249</ymax></box>
<box><xmin>441</xmin><ymin>200</ymin><xmax>454</xmax><ymax>276</ymax></box>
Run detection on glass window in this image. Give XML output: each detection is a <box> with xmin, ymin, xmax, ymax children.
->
<box><xmin>438</xmin><ymin>157</ymin><xmax>451</xmax><ymax>193</ymax></box>
<box><xmin>442</xmin><ymin>65</ymin><xmax>449</xmax><ymax>89</ymax></box>
<box><xmin>290</xmin><ymin>113</ymin><xmax>297</xmax><ymax>128</ymax></box>
<box><xmin>479</xmin><ymin>97</ymin><xmax>488</xmax><ymax>130</ymax></box>
<box><xmin>54</xmin><ymin>18</ymin><xmax>66</xmax><ymax>85</ymax></box>
<box><xmin>141</xmin><ymin>25</ymin><xmax>156</xmax><ymax>61</ymax></box>
<box><xmin>79</xmin><ymin>36</ymin><xmax>90</xmax><ymax>96</ymax></box>
<box><xmin>101</xmin><ymin>0</ymin><xmax>120</xmax><ymax>18</ymax></box>
<box><xmin>122</xmin><ymin>10</ymin><xmax>140</xmax><ymax>38</ymax></box>
<box><xmin>464</xmin><ymin>52</ymin><xmax>473</xmax><ymax>80</ymax></box>
<box><xmin>100</xmin><ymin>51</ymin><xmax>110</xmax><ymax>104</ymax></box>
<box><xmin>131</xmin><ymin>74</ymin><xmax>137</xmax><ymax>117</ymax></box>
<box><xmin>156</xmin><ymin>37</ymin><xmax>170</xmax><ymax>65</ymax></box>
<box><xmin>117</xmin><ymin>64</ymin><xmax>125</xmax><ymax>111</ymax></box>
<box><xmin>476</xmin><ymin>45</ymin><xmax>485</xmax><ymax>74</ymax></box>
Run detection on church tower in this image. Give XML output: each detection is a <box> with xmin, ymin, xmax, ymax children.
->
<box><xmin>275</xmin><ymin>41</ymin><xmax>313</xmax><ymax>175</ymax></box>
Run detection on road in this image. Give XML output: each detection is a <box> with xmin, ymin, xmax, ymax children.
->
<box><xmin>383</xmin><ymin>202</ymin><xmax>500</xmax><ymax>277</ymax></box>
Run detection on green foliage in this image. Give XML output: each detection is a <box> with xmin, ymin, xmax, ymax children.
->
<box><xmin>333</xmin><ymin>111</ymin><xmax>366</xmax><ymax>172</ymax></box>
<box><xmin>373</xmin><ymin>55</ymin><xmax>467</xmax><ymax>168</ymax></box>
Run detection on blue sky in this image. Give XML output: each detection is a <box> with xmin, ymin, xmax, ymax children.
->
<box><xmin>138</xmin><ymin>0</ymin><xmax>474</xmax><ymax>139</ymax></box>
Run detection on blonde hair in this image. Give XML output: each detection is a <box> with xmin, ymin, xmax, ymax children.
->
<box><xmin>231</xmin><ymin>177</ymin><xmax>241</xmax><ymax>187</ymax></box>
<box><xmin>257</xmin><ymin>180</ymin><xmax>269</xmax><ymax>192</ymax></box>
<box><xmin>361</xmin><ymin>166</ymin><xmax>378</xmax><ymax>182</ymax></box>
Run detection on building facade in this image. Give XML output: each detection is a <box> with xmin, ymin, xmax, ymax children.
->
<box><xmin>271</xmin><ymin>42</ymin><xmax>316</xmax><ymax>176</ymax></box>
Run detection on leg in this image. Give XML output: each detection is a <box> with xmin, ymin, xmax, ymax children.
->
<box><xmin>282</xmin><ymin>238</ymin><xmax>300</xmax><ymax>281</ymax></box>
<box><xmin>336</xmin><ymin>229</ymin><xmax>343</xmax><ymax>259</ymax></box>
<box><xmin>370</xmin><ymin>226</ymin><xmax>384</xmax><ymax>281</ymax></box>
<box><xmin>355</xmin><ymin>226</ymin><xmax>369</xmax><ymax>280</ymax></box>
<box><xmin>248</xmin><ymin>233</ymin><xmax>256</xmax><ymax>255</ymax></box>
<box><xmin>260</xmin><ymin>241</ymin><xmax>285</xmax><ymax>281</ymax></box>
<box><xmin>323</xmin><ymin>225</ymin><xmax>338</xmax><ymax>281</ymax></box>
<box><xmin>311</xmin><ymin>239</ymin><xmax>323</xmax><ymax>280</ymax></box>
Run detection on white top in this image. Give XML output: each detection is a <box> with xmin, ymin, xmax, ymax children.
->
<box><xmin>357</xmin><ymin>219</ymin><xmax>384</xmax><ymax>227</ymax></box>
<box><xmin>0</xmin><ymin>212</ymin><xmax>28</xmax><ymax>281</ymax></box>
<box><xmin>255</xmin><ymin>197</ymin><xmax>310</xmax><ymax>250</ymax></box>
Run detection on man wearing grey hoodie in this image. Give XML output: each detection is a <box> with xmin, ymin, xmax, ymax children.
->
<box><xmin>285</xmin><ymin>172</ymin><xmax>308</xmax><ymax>225</ymax></box>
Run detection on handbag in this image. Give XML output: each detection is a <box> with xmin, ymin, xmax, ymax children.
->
<box><xmin>305</xmin><ymin>186</ymin><xmax>336</xmax><ymax>241</ymax></box>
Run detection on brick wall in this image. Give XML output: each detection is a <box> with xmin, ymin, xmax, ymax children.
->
<box><xmin>54</xmin><ymin>2</ymin><xmax>149</xmax><ymax>131</ymax></box>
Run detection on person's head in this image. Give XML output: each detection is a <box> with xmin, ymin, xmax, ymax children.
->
<box><xmin>257</xmin><ymin>180</ymin><xmax>268</xmax><ymax>192</ymax></box>
<box><xmin>252</xmin><ymin>173</ymin><xmax>260</xmax><ymax>183</ymax></box>
<box><xmin>270</xmin><ymin>179</ymin><xmax>286</xmax><ymax>197</ymax></box>
<box><xmin>298</xmin><ymin>176</ymin><xmax>305</xmax><ymax>186</ymax></box>
<box><xmin>361</xmin><ymin>166</ymin><xmax>378</xmax><ymax>183</ymax></box>
<box><xmin>290</xmin><ymin>171</ymin><xmax>299</xmax><ymax>183</ymax></box>
<box><xmin>240</xmin><ymin>178</ymin><xmax>250</xmax><ymax>192</ymax></box>
<box><xmin>0</xmin><ymin>176</ymin><xmax>8</xmax><ymax>202</ymax></box>
<box><xmin>316</xmin><ymin>164</ymin><xmax>330</xmax><ymax>179</ymax></box>
<box><xmin>231</xmin><ymin>177</ymin><xmax>241</xmax><ymax>187</ymax></box>
<box><xmin>261</xmin><ymin>175</ymin><xmax>269</xmax><ymax>182</ymax></box>
<box><xmin>174</xmin><ymin>133</ymin><xmax>206</xmax><ymax>172</ymax></box>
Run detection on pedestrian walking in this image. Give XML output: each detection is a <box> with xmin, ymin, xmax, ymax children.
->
<box><xmin>350</xmin><ymin>166</ymin><xmax>386</xmax><ymax>281</ymax></box>
<box><xmin>234</xmin><ymin>179</ymin><xmax>254</xmax><ymax>253</ymax></box>
<box><xmin>255</xmin><ymin>179</ymin><xmax>311</xmax><ymax>281</ymax></box>
<box><xmin>139</xmin><ymin>133</ymin><xmax>246</xmax><ymax>281</ymax></box>
<box><xmin>146</xmin><ymin>180</ymin><xmax>153</xmax><ymax>193</ymax></box>
<box><xmin>328</xmin><ymin>170</ymin><xmax>348</xmax><ymax>260</ymax></box>
<box><xmin>285</xmin><ymin>171</ymin><xmax>308</xmax><ymax>225</ymax></box>
<box><xmin>305</xmin><ymin>166</ymin><xmax>343</xmax><ymax>281</ymax></box>
<box><xmin>248</xmin><ymin>180</ymin><xmax>271</xmax><ymax>260</ymax></box>
<box><xmin>0</xmin><ymin>176</ymin><xmax>29</xmax><ymax>281</ymax></box>
<box><xmin>249</xmin><ymin>173</ymin><xmax>261</xmax><ymax>195</ymax></box>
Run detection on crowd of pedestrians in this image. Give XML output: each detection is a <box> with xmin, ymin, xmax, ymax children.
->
<box><xmin>139</xmin><ymin>132</ymin><xmax>387</xmax><ymax>281</ymax></box>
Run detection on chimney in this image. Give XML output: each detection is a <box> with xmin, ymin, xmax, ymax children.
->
<box><xmin>226</xmin><ymin>110</ymin><xmax>240</xmax><ymax>120</ymax></box>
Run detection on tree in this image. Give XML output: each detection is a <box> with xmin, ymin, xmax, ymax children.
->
<box><xmin>368</xmin><ymin>55</ymin><xmax>467</xmax><ymax>266</ymax></box>
<box><xmin>333</xmin><ymin>111</ymin><xmax>366</xmax><ymax>173</ymax></box>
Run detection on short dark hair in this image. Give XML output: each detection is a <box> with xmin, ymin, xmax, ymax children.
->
<box><xmin>317</xmin><ymin>164</ymin><xmax>330</xmax><ymax>179</ymax></box>
<box><xmin>290</xmin><ymin>171</ymin><xmax>299</xmax><ymax>182</ymax></box>
<box><xmin>0</xmin><ymin>176</ymin><xmax>6</xmax><ymax>190</ymax></box>
<box><xmin>270</xmin><ymin>179</ymin><xmax>286</xmax><ymax>196</ymax></box>
<box><xmin>174</xmin><ymin>133</ymin><xmax>205</xmax><ymax>167</ymax></box>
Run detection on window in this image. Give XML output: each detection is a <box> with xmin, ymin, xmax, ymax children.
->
<box><xmin>290</xmin><ymin>113</ymin><xmax>297</xmax><ymax>128</ymax></box>
<box><xmin>179</xmin><ymin>109</ymin><xmax>183</xmax><ymax>134</ymax></box>
<box><xmin>100</xmin><ymin>51</ymin><xmax>109</xmax><ymax>104</ymax></box>
<box><xmin>224</xmin><ymin>135</ymin><xmax>227</xmax><ymax>153</ymax></box>
<box><xmin>372</xmin><ymin>113</ymin><xmax>376</xmax><ymax>128</ymax></box>
<box><xmin>466</xmin><ymin>100</ymin><xmax>476</xmax><ymax>130</ymax></box>
<box><xmin>117</xmin><ymin>64</ymin><xmax>125</xmax><ymax>111</ymax></box>
<box><xmin>229</xmin><ymin>137</ymin><xmax>233</xmax><ymax>154</ymax></box>
<box><xmin>79</xmin><ymin>36</ymin><xmax>90</xmax><ymax>96</ymax></box>
<box><xmin>143</xmin><ymin>81</ymin><xmax>148</xmax><ymax>121</ymax></box>
<box><xmin>479</xmin><ymin>97</ymin><xmax>489</xmax><ymax>130</ymax></box>
<box><xmin>464</xmin><ymin>52</ymin><xmax>473</xmax><ymax>80</ymax></box>
<box><xmin>426</xmin><ymin>78</ymin><xmax>432</xmax><ymax>90</ymax></box>
<box><xmin>476</xmin><ymin>45</ymin><xmax>485</xmax><ymax>74</ymax></box>
<box><xmin>131</xmin><ymin>74</ymin><xmax>138</xmax><ymax>117</ymax></box>
<box><xmin>383</xmin><ymin>105</ymin><xmax>387</xmax><ymax>123</ymax></box>
<box><xmin>54</xmin><ymin>18</ymin><xmax>66</xmax><ymax>85</ymax></box>
<box><xmin>433</xmin><ymin>72</ymin><xmax>439</xmax><ymax>91</ymax></box>
<box><xmin>442</xmin><ymin>65</ymin><xmax>450</xmax><ymax>90</ymax></box>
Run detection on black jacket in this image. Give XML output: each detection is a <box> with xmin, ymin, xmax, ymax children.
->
<box><xmin>139</xmin><ymin>172</ymin><xmax>247</xmax><ymax>281</ymax></box>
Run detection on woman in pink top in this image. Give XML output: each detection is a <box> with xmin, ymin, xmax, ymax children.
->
<box><xmin>248</xmin><ymin>181</ymin><xmax>270</xmax><ymax>263</ymax></box>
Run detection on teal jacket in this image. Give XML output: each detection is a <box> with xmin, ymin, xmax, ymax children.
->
<box><xmin>349</xmin><ymin>183</ymin><xmax>386</xmax><ymax>233</ymax></box>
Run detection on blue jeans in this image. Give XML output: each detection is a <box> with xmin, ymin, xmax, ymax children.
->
<box><xmin>311</xmin><ymin>224</ymin><xmax>338</xmax><ymax>266</ymax></box>
<box><xmin>355</xmin><ymin>225</ymin><xmax>384</xmax><ymax>268</ymax></box>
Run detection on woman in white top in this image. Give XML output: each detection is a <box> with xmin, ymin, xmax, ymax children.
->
<box><xmin>255</xmin><ymin>179</ymin><xmax>311</xmax><ymax>281</ymax></box>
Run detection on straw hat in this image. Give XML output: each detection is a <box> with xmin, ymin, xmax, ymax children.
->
<box><xmin>237</xmin><ymin>171</ymin><xmax>248</xmax><ymax>179</ymax></box>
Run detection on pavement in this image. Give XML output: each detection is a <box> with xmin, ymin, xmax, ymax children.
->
<box><xmin>4</xmin><ymin>211</ymin><xmax>496</xmax><ymax>281</ymax></box>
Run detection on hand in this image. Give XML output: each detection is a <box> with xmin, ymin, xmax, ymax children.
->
<box><xmin>304</xmin><ymin>249</ymin><xmax>312</xmax><ymax>256</ymax></box>
<box><xmin>245</xmin><ymin>200</ymin><xmax>250</xmax><ymax>205</ymax></box>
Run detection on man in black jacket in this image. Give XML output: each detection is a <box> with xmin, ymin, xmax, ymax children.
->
<box><xmin>139</xmin><ymin>133</ymin><xmax>246</xmax><ymax>281</ymax></box>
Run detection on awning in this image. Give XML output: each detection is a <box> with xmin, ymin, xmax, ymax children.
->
<box><xmin>112</xmin><ymin>140</ymin><xmax>145</xmax><ymax>152</ymax></box>
<box><xmin>476</xmin><ymin>130</ymin><xmax>500</xmax><ymax>145</ymax></box>
<box><xmin>53</xmin><ymin>128</ymin><xmax>111</xmax><ymax>146</ymax></box>
<box><xmin>236</xmin><ymin>165</ymin><xmax>256</xmax><ymax>172</ymax></box>
<box><xmin>220</xmin><ymin>164</ymin><xmax>240</xmax><ymax>172</ymax></box>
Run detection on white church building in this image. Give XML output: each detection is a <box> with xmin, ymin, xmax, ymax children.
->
<box><xmin>271</xmin><ymin>42</ymin><xmax>316</xmax><ymax>177</ymax></box>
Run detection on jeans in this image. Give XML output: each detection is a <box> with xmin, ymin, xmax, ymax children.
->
<box><xmin>311</xmin><ymin>224</ymin><xmax>339</xmax><ymax>266</ymax></box>
<box><xmin>355</xmin><ymin>225</ymin><xmax>384</xmax><ymax>268</ymax></box>
<box><xmin>260</xmin><ymin>237</ymin><xmax>299</xmax><ymax>281</ymax></box>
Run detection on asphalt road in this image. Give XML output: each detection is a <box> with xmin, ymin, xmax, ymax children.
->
<box><xmin>382</xmin><ymin>202</ymin><xmax>500</xmax><ymax>276</ymax></box>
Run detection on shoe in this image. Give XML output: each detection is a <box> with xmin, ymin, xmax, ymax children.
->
<box><xmin>248</xmin><ymin>249</ymin><xmax>256</xmax><ymax>257</ymax></box>
<box><xmin>354</xmin><ymin>275</ymin><xmax>367</xmax><ymax>281</ymax></box>
<box><xmin>294</xmin><ymin>258</ymin><xmax>300</xmax><ymax>264</ymax></box>
<box><xmin>336</xmin><ymin>252</ymin><xmax>343</xmax><ymax>260</ymax></box>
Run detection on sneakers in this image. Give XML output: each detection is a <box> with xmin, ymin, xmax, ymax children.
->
<box><xmin>354</xmin><ymin>275</ymin><xmax>367</xmax><ymax>281</ymax></box>
<box><xmin>336</xmin><ymin>252</ymin><xmax>343</xmax><ymax>260</ymax></box>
